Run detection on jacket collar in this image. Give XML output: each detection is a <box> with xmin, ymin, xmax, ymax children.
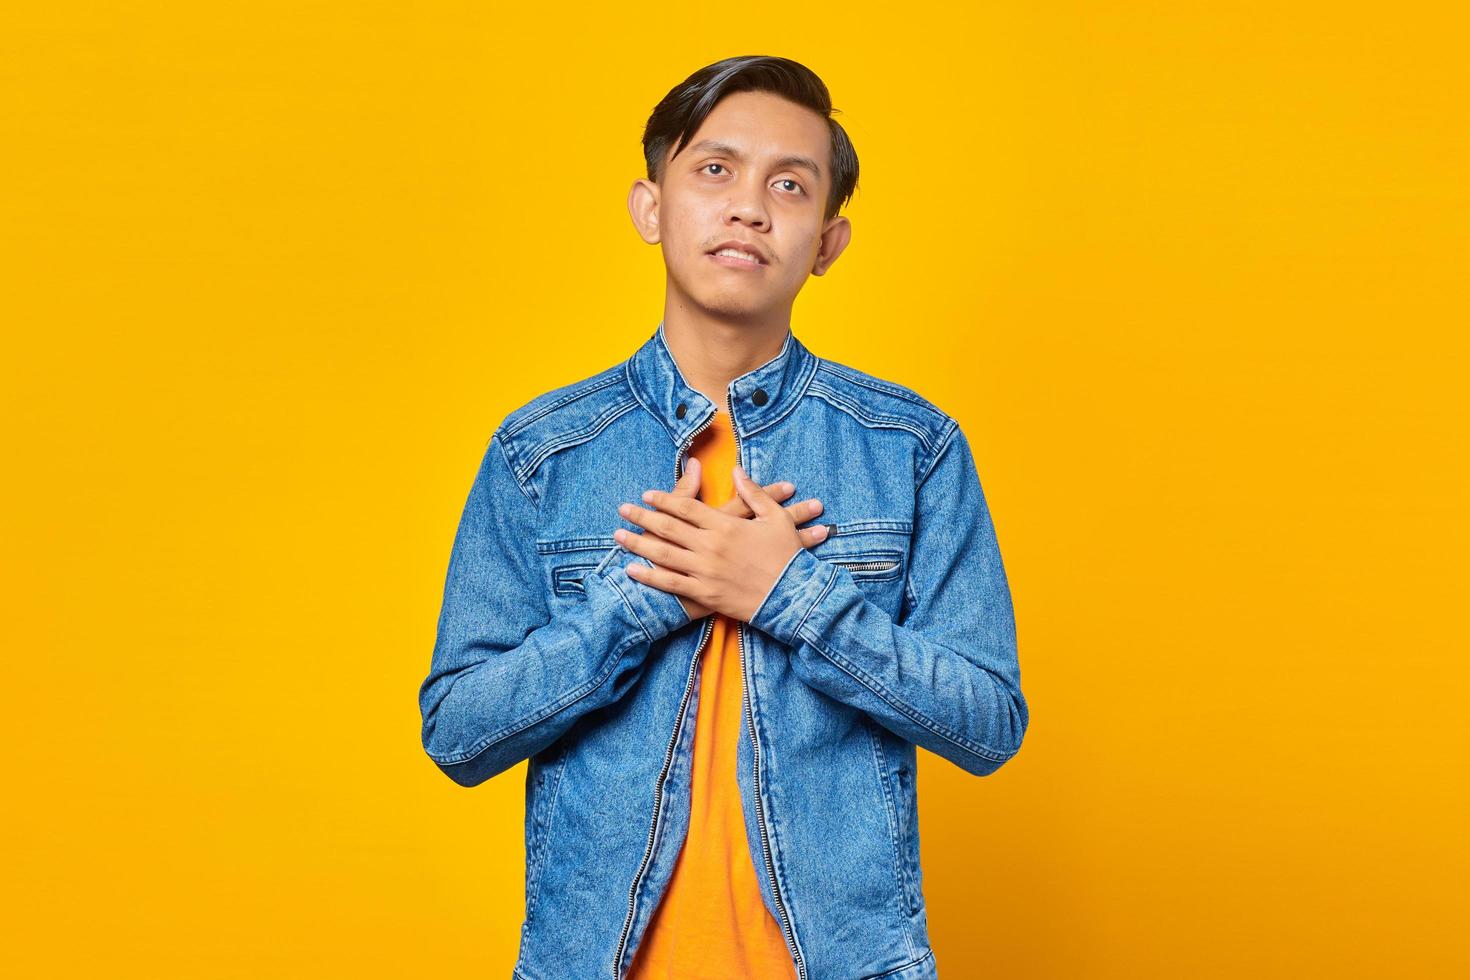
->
<box><xmin>626</xmin><ymin>319</ymin><xmax>819</xmax><ymax>447</ymax></box>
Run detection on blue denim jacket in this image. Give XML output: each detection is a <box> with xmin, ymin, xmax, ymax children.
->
<box><xmin>419</xmin><ymin>322</ymin><xmax>1028</xmax><ymax>980</ymax></box>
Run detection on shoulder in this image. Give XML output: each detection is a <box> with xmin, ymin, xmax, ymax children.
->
<box><xmin>806</xmin><ymin>355</ymin><xmax>958</xmax><ymax>459</ymax></box>
<box><xmin>492</xmin><ymin>361</ymin><xmax>639</xmax><ymax>483</ymax></box>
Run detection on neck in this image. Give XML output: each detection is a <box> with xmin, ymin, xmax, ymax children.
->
<box><xmin>660</xmin><ymin>307</ymin><xmax>791</xmax><ymax>409</ymax></box>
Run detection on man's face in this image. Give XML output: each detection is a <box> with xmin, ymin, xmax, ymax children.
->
<box><xmin>630</xmin><ymin>90</ymin><xmax>851</xmax><ymax>320</ymax></box>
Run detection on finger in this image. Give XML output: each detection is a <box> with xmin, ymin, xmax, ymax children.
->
<box><xmin>731</xmin><ymin>464</ymin><xmax>780</xmax><ymax>520</ymax></box>
<box><xmin>718</xmin><ymin>496</ymin><xmax>752</xmax><ymax>519</ymax></box>
<box><xmin>786</xmin><ymin>497</ymin><xmax>824</xmax><ymax>524</ymax></box>
<box><xmin>671</xmin><ymin>456</ymin><xmax>702</xmax><ymax>498</ymax></box>
<box><xmin>625</xmin><ymin>558</ymin><xmax>701</xmax><ymax>600</ymax></box>
<box><xmin>715</xmin><ymin>479</ymin><xmax>791</xmax><ymax>518</ymax></box>
<box><xmin>640</xmin><ymin>487</ymin><xmax>725</xmax><ymax>530</ymax></box>
<box><xmin>797</xmin><ymin>523</ymin><xmax>832</xmax><ymax>548</ymax></box>
<box><xmin>613</xmin><ymin>524</ymin><xmax>700</xmax><ymax>575</ymax></box>
<box><xmin>617</xmin><ymin>501</ymin><xmax>703</xmax><ymax>552</ymax></box>
<box><xmin>718</xmin><ymin>490</ymin><xmax>815</xmax><ymax>522</ymax></box>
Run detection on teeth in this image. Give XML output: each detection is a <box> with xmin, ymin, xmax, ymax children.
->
<box><xmin>713</xmin><ymin>247</ymin><xmax>761</xmax><ymax>264</ymax></box>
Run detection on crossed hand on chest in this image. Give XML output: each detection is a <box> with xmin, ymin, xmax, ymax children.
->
<box><xmin>613</xmin><ymin>457</ymin><xmax>830</xmax><ymax>622</ymax></box>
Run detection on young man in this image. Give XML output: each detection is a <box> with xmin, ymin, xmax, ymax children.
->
<box><xmin>419</xmin><ymin>55</ymin><xmax>1028</xmax><ymax>980</ymax></box>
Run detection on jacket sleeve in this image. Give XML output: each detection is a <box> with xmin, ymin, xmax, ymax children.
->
<box><xmin>747</xmin><ymin>418</ymin><xmax>1028</xmax><ymax>776</ymax></box>
<box><xmin>418</xmin><ymin>429</ymin><xmax>691</xmax><ymax>787</ymax></box>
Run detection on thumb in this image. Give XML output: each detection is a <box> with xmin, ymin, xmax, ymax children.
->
<box><xmin>672</xmin><ymin>456</ymin><xmax>701</xmax><ymax>497</ymax></box>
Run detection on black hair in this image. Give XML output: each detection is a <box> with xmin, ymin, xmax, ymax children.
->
<box><xmin>642</xmin><ymin>55</ymin><xmax>860</xmax><ymax>222</ymax></box>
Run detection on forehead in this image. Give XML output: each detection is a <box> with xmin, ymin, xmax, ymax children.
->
<box><xmin>669</xmin><ymin>90</ymin><xmax>830</xmax><ymax>177</ymax></box>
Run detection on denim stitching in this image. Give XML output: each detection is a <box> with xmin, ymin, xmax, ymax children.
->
<box><xmin>814</xmin><ymin>360</ymin><xmax>949</xmax><ymax>419</ymax></box>
<box><xmin>550</xmin><ymin>562</ymin><xmax>599</xmax><ymax>597</ymax></box>
<box><xmin>914</xmin><ymin>418</ymin><xmax>959</xmax><ymax>488</ymax></box>
<box><xmin>535</xmin><ymin>536</ymin><xmax>620</xmax><ymax>554</ymax></box>
<box><xmin>601</xmin><ymin>569</ymin><xmax>658</xmax><ymax>645</ymax></box>
<box><xmin>525</xmin><ymin>743</ymin><xmax>569</xmax><ymax>925</ymax></box>
<box><xmin>790</xmin><ymin>559</ymin><xmax>840</xmax><ymax>639</ymax></box>
<box><xmin>866</xmin><ymin>718</ymin><xmax>919</xmax><ymax>955</ymax></box>
<box><xmin>521</xmin><ymin>398</ymin><xmax>641</xmax><ymax>480</ymax></box>
<box><xmin>501</xmin><ymin>372</ymin><xmax>626</xmax><ymax>439</ymax></box>
<box><xmin>862</xmin><ymin>947</ymin><xmax>936</xmax><ymax>979</ymax></box>
<box><xmin>805</xmin><ymin>382</ymin><xmax>932</xmax><ymax>443</ymax></box>
<box><xmin>495</xmin><ymin>430</ymin><xmax>541</xmax><ymax>508</ymax></box>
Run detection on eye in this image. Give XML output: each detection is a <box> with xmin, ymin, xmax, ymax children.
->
<box><xmin>703</xmin><ymin>163</ymin><xmax>728</xmax><ymax>176</ymax></box>
<box><xmin>776</xmin><ymin>178</ymin><xmax>805</xmax><ymax>195</ymax></box>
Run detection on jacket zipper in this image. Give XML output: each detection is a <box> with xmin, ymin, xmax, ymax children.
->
<box><xmin>612</xmin><ymin>612</ymin><xmax>715</xmax><ymax>978</ymax></box>
<box><xmin>728</xmin><ymin>389</ymin><xmax>807</xmax><ymax>980</ymax></box>
<box><xmin>831</xmin><ymin>558</ymin><xmax>899</xmax><ymax>573</ymax></box>
<box><xmin>610</xmin><ymin>412</ymin><xmax>720</xmax><ymax>979</ymax></box>
<box><xmin>611</xmin><ymin>398</ymin><xmax>807</xmax><ymax>980</ymax></box>
<box><xmin>739</xmin><ymin>623</ymin><xmax>806</xmax><ymax>979</ymax></box>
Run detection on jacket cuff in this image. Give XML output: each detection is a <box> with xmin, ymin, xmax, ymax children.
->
<box><xmin>748</xmin><ymin>547</ymin><xmax>838</xmax><ymax>646</ymax></box>
<box><xmin>587</xmin><ymin>543</ymin><xmax>692</xmax><ymax>643</ymax></box>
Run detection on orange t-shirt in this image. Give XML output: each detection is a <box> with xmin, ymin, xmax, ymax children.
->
<box><xmin>627</xmin><ymin>406</ymin><xmax>798</xmax><ymax>980</ymax></box>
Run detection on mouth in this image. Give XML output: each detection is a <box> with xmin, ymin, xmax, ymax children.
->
<box><xmin>706</xmin><ymin>243</ymin><xmax>768</xmax><ymax>269</ymax></box>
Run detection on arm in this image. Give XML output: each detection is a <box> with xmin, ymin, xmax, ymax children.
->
<box><xmin>748</xmin><ymin>419</ymin><xmax>1028</xmax><ymax>776</ymax></box>
<box><xmin>418</xmin><ymin>429</ymin><xmax>691</xmax><ymax>787</ymax></box>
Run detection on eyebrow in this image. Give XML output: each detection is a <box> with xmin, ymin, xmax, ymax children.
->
<box><xmin>684</xmin><ymin>138</ymin><xmax>823</xmax><ymax>181</ymax></box>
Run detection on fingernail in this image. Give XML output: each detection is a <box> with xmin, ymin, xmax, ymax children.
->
<box><xmin>780</xmin><ymin>482</ymin><xmax>794</xmax><ymax>492</ymax></box>
<box><xmin>815</xmin><ymin>525</ymin><xmax>829</xmax><ymax>539</ymax></box>
<box><xmin>734</xmin><ymin>464</ymin><xmax>748</xmax><ymax>481</ymax></box>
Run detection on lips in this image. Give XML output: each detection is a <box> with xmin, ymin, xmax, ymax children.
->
<box><xmin>706</xmin><ymin>240</ymin><xmax>768</xmax><ymax>265</ymax></box>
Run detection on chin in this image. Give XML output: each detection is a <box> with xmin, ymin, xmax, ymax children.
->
<box><xmin>668</xmin><ymin>264</ymin><xmax>776</xmax><ymax>319</ymax></box>
<box><xmin>704</xmin><ymin>296</ymin><xmax>773</xmax><ymax>321</ymax></box>
<box><xmin>696</xmin><ymin>277</ymin><xmax>777</xmax><ymax>313</ymax></box>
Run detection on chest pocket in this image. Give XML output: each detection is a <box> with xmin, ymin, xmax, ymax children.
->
<box><xmin>811</xmin><ymin>518</ymin><xmax>913</xmax><ymax>619</ymax></box>
<box><xmin>550</xmin><ymin>562</ymin><xmax>599</xmax><ymax>597</ymax></box>
<box><xmin>537</xmin><ymin>536</ymin><xmax>619</xmax><ymax>599</ymax></box>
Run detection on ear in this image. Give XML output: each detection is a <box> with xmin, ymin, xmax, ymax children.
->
<box><xmin>628</xmin><ymin>178</ymin><xmax>662</xmax><ymax>245</ymax></box>
<box><xmin>811</xmin><ymin>215</ymin><xmax>852</xmax><ymax>276</ymax></box>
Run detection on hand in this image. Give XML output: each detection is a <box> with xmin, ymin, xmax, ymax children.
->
<box><xmin>620</xmin><ymin>457</ymin><xmax>827</xmax><ymax>620</ymax></box>
<box><xmin>614</xmin><ymin>462</ymin><xmax>819</xmax><ymax>622</ymax></box>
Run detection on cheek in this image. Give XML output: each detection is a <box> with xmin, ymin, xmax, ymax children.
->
<box><xmin>659</xmin><ymin>194</ymin><xmax>712</xmax><ymax>241</ymax></box>
<box><xmin>773</xmin><ymin>238</ymin><xmax>817</xmax><ymax>277</ymax></box>
<box><xmin>658</xmin><ymin>218</ymin><xmax>704</xmax><ymax>269</ymax></box>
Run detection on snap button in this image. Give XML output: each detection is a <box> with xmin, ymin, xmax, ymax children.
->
<box><xmin>675</xmin><ymin>403</ymin><xmax>687</xmax><ymax>419</ymax></box>
<box><xmin>751</xmin><ymin>388</ymin><xmax>769</xmax><ymax>406</ymax></box>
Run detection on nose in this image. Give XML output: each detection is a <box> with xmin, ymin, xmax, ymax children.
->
<box><xmin>729</xmin><ymin>209</ymin><xmax>766</xmax><ymax>230</ymax></box>
<box><xmin>724</xmin><ymin>184</ymin><xmax>769</xmax><ymax>230</ymax></box>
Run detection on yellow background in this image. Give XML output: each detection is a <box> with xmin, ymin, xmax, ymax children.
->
<box><xmin>4</xmin><ymin>2</ymin><xmax>1466</xmax><ymax>976</ymax></box>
